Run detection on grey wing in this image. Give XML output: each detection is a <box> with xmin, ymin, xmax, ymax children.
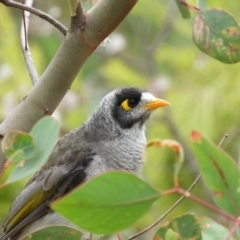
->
<box><xmin>1</xmin><ymin>142</ymin><xmax>95</xmax><ymax>240</ymax></box>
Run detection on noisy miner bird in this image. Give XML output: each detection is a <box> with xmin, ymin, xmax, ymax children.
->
<box><xmin>0</xmin><ymin>88</ymin><xmax>170</xmax><ymax>240</ymax></box>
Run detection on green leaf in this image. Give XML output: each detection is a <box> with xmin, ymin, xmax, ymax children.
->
<box><xmin>191</xmin><ymin>130</ymin><xmax>240</xmax><ymax>216</ymax></box>
<box><xmin>52</xmin><ymin>171</ymin><xmax>159</xmax><ymax>234</ymax></box>
<box><xmin>5</xmin><ymin>117</ymin><xmax>59</xmax><ymax>184</ymax></box>
<box><xmin>200</xmin><ymin>217</ymin><xmax>233</xmax><ymax>240</ymax></box>
<box><xmin>2</xmin><ymin>131</ymin><xmax>35</xmax><ymax>162</ymax></box>
<box><xmin>193</xmin><ymin>9</ymin><xmax>240</xmax><ymax>64</ymax></box>
<box><xmin>23</xmin><ymin>226</ymin><xmax>81</xmax><ymax>240</ymax></box>
<box><xmin>153</xmin><ymin>213</ymin><xmax>201</xmax><ymax>240</ymax></box>
<box><xmin>174</xmin><ymin>0</ymin><xmax>191</xmax><ymax>19</ymax></box>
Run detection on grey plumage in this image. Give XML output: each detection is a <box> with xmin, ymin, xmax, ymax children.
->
<box><xmin>0</xmin><ymin>88</ymin><xmax>169</xmax><ymax>240</ymax></box>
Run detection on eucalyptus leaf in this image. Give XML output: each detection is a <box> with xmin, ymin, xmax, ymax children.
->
<box><xmin>193</xmin><ymin>9</ymin><xmax>240</xmax><ymax>63</ymax></box>
<box><xmin>191</xmin><ymin>130</ymin><xmax>240</xmax><ymax>216</ymax></box>
<box><xmin>5</xmin><ymin>116</ymin><xmax>60</xmax><ymax>184</ymax></box>
<box><xmin>52</xmin><ymin>171</ymin><xmax>160</xmax><ymax>234</ymax></box>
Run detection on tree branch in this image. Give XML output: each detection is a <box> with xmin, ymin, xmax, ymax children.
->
<box><xmin>0</xmin><ymin>0</ymin><xmax>68</xmax><ymax>35</ymax></box>
<box><xmin>0</xmin><ymin>0</ymin><xmax>138</xmax><ymax>172</ymax></box>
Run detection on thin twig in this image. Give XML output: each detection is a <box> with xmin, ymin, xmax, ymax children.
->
<box><xmin>22</xmin><ymin>0</ymin><xmax>27</xmax><ymax>49</ymax></box>
<box><xmin>20</xmin><ymin>0</ymin><xmax>39</xmax><ymax>85</ymax></box>
<box><xmin>0</xmin><ymin>0</ymin><xmax>68</xmax><ymax>35</ymax></box>
<box><xmin>128</xmin><ymin>174</ymin><xmax>202</xmax><ymax>240</ymax></box>
<box><xmin>218</xmin><ymin>134</ymin><xmax>228</xmax><ymax>148</ymax></box>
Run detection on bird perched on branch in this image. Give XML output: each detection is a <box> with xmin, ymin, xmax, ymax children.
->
<box><xmin>0</xmin><ymin>88</ymin><xmax>170</xmax><ymax>240</ymax></box>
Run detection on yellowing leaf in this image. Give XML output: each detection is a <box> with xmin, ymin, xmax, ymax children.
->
<box><xmin>2</xmin><ymin>131</ymin><xmax>35</xmax><ymax>162</ymax></box>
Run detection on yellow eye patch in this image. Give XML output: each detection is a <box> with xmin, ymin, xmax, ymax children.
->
<box><xmin>121</xmin><ymin>99</ymin><xmax>132</xmax><ymax>111</ymax></box>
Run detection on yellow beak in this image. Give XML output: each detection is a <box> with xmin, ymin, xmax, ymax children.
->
<box><xmin>145</xmin><ymin>98</ymin><xmax>170</xmax><ymax>110</ymax></box>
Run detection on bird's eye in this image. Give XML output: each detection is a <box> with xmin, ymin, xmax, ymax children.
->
<box><xmin>121</xmin><ymin>98</ymin><xmax>139</xmax><ymax>111</ymax></box>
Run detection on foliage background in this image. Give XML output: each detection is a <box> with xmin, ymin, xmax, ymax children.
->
<box><xmin>0</xmin><ymin>0</ymin><xmax>240</xmax><ymax>238</ymax></box>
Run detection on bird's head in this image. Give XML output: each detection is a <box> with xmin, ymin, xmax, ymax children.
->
<box><xmin>111</xmin><ymin>88</ymin><xmax>170</xmax><ymax>129</ymax></box>
<box><xmin>92</xmin><ymin>88</ymin><xmax>170</xmax><ymax>131</ymax></box>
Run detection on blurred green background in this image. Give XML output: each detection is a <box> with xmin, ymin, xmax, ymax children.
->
<box><xmin>0</xmin><ymin>0</ymin><xmax>240</xmax><ymax>239</ymax></box>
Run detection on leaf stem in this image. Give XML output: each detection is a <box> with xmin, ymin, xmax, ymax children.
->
<box><xmin>162</xmin><ymin>185</ymin><xmax>237</xmax><ymax>222</ymax></box>
<box><xmin>181</xmin><ymin>189</ymin><xmax>236</xmax><ymax>222</ymax></box>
